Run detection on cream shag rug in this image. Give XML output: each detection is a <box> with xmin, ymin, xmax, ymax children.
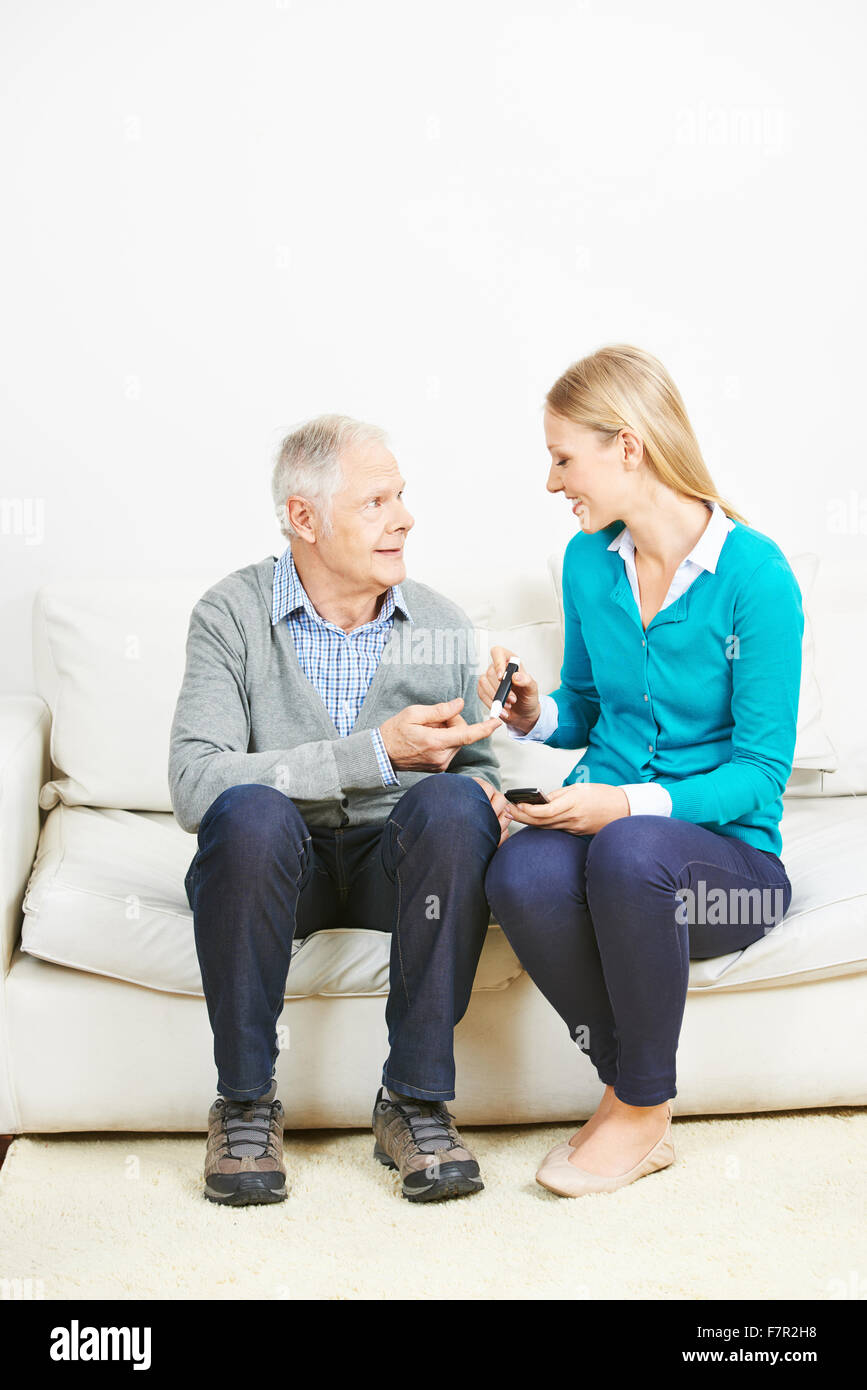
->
<box><xmin>1</xmin><ymin>1111</ymin><xmax>865</xmax><ymax>1301</ymax></box>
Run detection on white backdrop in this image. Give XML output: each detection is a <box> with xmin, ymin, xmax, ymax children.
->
<box><xmin>1</xmin><ymin>0</ymin><xmax>865</xmax><ymax>692</ymax></box>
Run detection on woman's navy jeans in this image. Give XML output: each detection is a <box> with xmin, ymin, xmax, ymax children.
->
<box><xmin>485</xmin><ymin>815</ymin><xmax>793</xmax><ymax>1106</ymax></box>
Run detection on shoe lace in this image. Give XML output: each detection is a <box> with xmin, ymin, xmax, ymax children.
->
<box><xmin>218</xmin><ymin>1097</ymin><xmax>279</xmax><ymax>1160</ymax></box>
<box><xmin>394</xmin><ymin>1100</ymin><xmax>459</xmax><ymax>1155</ymax></box>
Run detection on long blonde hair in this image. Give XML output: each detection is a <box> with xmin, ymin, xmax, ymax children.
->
<box><xmin>545</xmin><ymin>344</ymin><xmax>749</xmax><ymax>525</ymax></box>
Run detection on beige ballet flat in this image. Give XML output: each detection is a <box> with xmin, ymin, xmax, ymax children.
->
<box><xmin>535</xmin><ymin>1104</ymin><xmax>675</xmax><ymax>1197</ymax></box>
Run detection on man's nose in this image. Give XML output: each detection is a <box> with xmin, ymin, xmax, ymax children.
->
<box><xmin>392</xmin><ymin>500</ymin><xmax>414</xmax><ymax>531</ymax></box>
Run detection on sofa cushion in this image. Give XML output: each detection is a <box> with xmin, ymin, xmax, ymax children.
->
<box><xmin>786</xmin><ymin>551</ymin><xmax>867</xmax><ymax>796</ymax></box>
<box><xmin>20</xmin><ymin>804</ymin><xmax>523</xmax><ymax>998</ymax></box>
<box><xmin>31</xmin><ymin>567</ymin><xmax>547</xmax><ymax>815</ymax></box>
<box><xmin>19</xmin><ymin>797</ymin><xmax>867</xmax><ymax>997</ymax></box>
<box><xmin>34</xmin><ymin>575</ymin><xmax>222</xmax><ymax>815</ymax></box>
<box><xmin>688</xmin><ymin>792</ymin><xmax>867</xmax><ymax>989</ymax></box>
<box><xmin>33</xmin><ymin>550</ymin><xmax>850</xmax><ymax>816</ymax></box>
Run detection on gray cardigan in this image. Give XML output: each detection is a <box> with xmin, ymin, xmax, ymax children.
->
<box><xmin>168</xmin><ymin>556</ymin><xmax>500</xmax><ymax>833</ymax></box>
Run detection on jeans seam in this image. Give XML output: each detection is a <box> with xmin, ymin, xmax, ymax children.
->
<box><xmin>382</xmin><ymin>1074</ymin><xmax>454</xmax><ymax>1099</ymax></box>
<box><xmin>614</xmin><ymin>1084</ymin><xmax>675</xmax><ymax>1105</ymax></box>
<box><xmin>386</xmin><ymin>816</ymin><xmax>411</xmax><ymax>1008</ymax></box>
<box><xmin>678</xmin><ymin>856</ymin><xmax>790</xmax><ymax>891</ymax></box>
<box><xmin>334</xmin><ymin>828</ymin><xmax>347</xmax><ymax>893</ymax></box>
<box><xmin>298</xmin><ymin>832</ymin><xmax>312</xmax><ymax>889</ymax></box>
<box><xmin>219</xmin><ymin>1075</ymin><xmax>274</xmax><ymax>1098</ymax></box>
<box><xmin>676</xmin><ymin>856</ymin><xmax>791</xmax><ymax>927</ymax></box>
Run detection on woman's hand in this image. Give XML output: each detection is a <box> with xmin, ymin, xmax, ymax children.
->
<box><xmin>507</xmin><ymin>783</ymin><xmax>630</xmax><ymax>835</ymax></box>
<box><xmin>477</xmin><ymin>646</ymin><xmax>542</xmax><ymax>735</ymax></box>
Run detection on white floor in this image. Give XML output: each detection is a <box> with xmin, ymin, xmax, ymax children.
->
<box><xmin>1</xmin><ymin>1110</ymin><xmax>865</xmax><ymax>1300</ymax></box>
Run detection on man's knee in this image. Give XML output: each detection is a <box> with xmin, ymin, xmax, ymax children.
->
<box><xmin>399</xmin><ymin>772</ymin><xmax>496</xmax><ymax>831</ymax></box>
<box><xmin>385</xmin><ymin>775</ymin><xmax>499</xmax><ymax>884</ymax></box>
<box><xmin>199</xmin><ymin>783</ymin><xmax>307</xmax><ymax>861</ymax></box>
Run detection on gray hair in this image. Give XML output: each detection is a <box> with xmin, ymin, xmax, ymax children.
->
<box><xmin>271</xmin><ymin>414</ymin><xmax>389</xmax><ymax>541</ymax></box>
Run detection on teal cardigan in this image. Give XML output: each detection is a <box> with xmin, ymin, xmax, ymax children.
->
<box><xmin>547</xmin><ymin>518</ymin><xmax>804</xmax><ymax>856</ymax></box>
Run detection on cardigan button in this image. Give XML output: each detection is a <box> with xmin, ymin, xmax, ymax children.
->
<box><xmin>643</xmin><ymin>694</ymin><xmax>648</xmax><ymax>701</ymax></box>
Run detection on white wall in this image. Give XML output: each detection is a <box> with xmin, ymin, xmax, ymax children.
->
<box><xmin>2</xmin><ymin>0</ymin><xmax>865</xmax><ymax>691</ymax></box>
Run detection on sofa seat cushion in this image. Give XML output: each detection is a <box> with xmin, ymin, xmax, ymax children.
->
<box><xmin>20</xmin><ymin>796</ymin><xmax>867</xmax><ymax>998</ymax></box>
<box><xmin>688</xmin><ymin>792</ymin><xmax>867</xmax><ymax>991</ymax></box>
<box><xmin>20</xmin><ymin>805</ymin><xmax>523</xmax><ymax>998</ymax></box>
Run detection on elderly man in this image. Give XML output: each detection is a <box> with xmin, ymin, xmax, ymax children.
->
<box><xmin>169</xmin><ymin>415</ymin><xmax>509</xmax><ymax>1207</ymax></box>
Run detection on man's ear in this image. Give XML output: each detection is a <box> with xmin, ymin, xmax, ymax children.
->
<box><xmin>285</xmin><ymin>496</ymin><xmax>317</xmax><ymax>543</ymax></box>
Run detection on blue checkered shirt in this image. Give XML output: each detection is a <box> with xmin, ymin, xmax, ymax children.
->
<box><xmin>271</xmin><ymin>547</ymin><xmax>413</xmax><ymax>787</ymax></box>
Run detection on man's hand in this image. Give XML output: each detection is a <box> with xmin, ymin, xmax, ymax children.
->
<box><xmin>380</xmin><ymin>697</ymin><xmax>500</xmax><ymax>772</ymax></box>
<box><xmin>506</xmin><ymin>783</ymin><xmax>630</xmax><ymax>835</ymax></box>
<box><xmin>471</xmin><ymin>776</ymin><xmax>514</xmax><ymax>846</ymax></box>
<box><xmin>477</xmin><ymin>646</ymin><xmax>542</xmax><ymax>735</ymax></box>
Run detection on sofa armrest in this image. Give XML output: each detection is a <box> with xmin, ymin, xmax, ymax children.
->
<box><xmin>0</xmin><ymin>695</ymin><xmax>50</xmax><ymax>974</ymax></box>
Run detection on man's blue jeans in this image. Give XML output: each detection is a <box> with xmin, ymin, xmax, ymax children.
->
<box><xmin>485</xmin><ymin>815</ymin><xmax>793</xmax><ymax>1106</ymax></box>
<box><xmin>184</xmin><ymin>774</ymin><xmax>501</xmax><ymax>1103</ymax></box>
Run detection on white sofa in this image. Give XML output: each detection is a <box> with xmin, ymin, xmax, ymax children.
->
<box><xmin>1</xmin><ymin>549</ymin><xmax>865</xmax><ymax>1133</ymax></box>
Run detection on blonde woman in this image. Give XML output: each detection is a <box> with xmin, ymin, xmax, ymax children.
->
<box><xmin>481</xmin><ymin>345</ymin><xmax>802</xmax><ymax>1196</ymax></box>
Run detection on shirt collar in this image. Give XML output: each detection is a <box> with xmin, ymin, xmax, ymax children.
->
<box><xmin>607</xmin><ymin>500</ymin><xmax>735</xmax><ymax>575</ymax></box>
<box><xmin>271</xmin><ymin>546</ymin><xmax>413</xmax><ymax>627</ymax></box>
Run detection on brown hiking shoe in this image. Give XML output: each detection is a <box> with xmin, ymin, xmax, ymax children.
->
<box><xmin>372</xmin><ymin>1087</ymin><xmax>484</xmax><ymax>1203</ymax></box>
<box><xmin>204</xmin><ymin>1081</ymin><xmax>287</xmax><ymax>1206</ymax></box>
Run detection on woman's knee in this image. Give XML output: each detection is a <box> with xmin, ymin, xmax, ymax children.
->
<box><xmin>583</xmin><ymin>816</ymin><xmax>677</xmax><ymax>929</ymax></box>
<box><xmin>485</xmin><ymin>836</ymin><xmax>528</xmax><ymax>919</ymax></box>
<box><xmin>585</xmin><ymin>814</ymin><xmax>671</xmax><ymax>885</ymax></box>
<box><xmin>486</xmin><ymin>828</ymin><xmax>587</xmax><ymax>921</ymax></box>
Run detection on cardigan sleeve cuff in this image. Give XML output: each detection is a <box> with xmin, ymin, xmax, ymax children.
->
<box><xmin>504</xmin><ymin>693</ymin><xmax>559</xmax><ymax>743</ymax></box>
<box><xmin>619</xmin><ymin>782</ymin><xmax>673</xmax><ymax>817</ymax></box>
<box><xmin>332</xmin><ymin>729</ymin><xmax>394</xmax><ymax>792</ymax></box>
